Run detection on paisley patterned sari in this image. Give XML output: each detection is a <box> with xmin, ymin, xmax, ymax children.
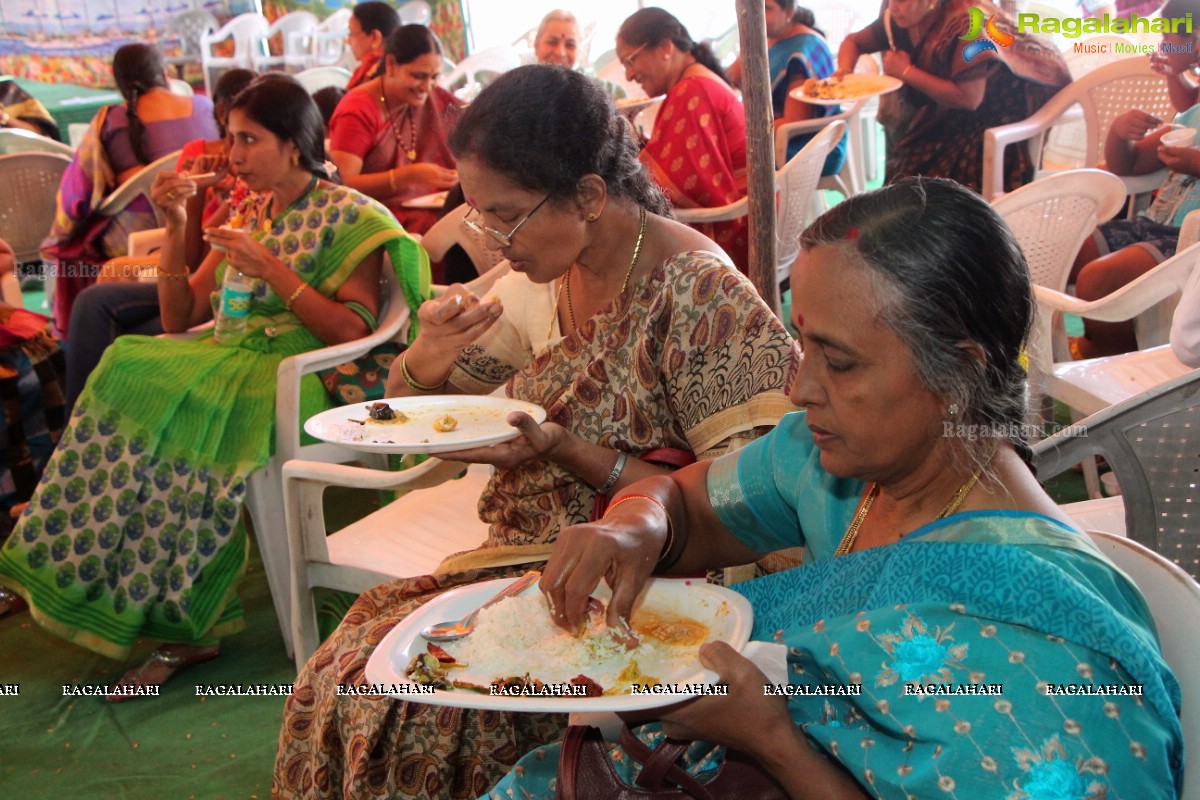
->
<box><xmin>272</xmin><ymin>250</ymin><xmax>797</xmax><ymax>799</ymax></box>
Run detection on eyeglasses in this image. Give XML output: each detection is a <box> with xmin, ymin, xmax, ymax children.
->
<box><xmin>462</xmin><ymin>194</ymin><xmax>551</xmax><ymax>248</ymax></box>
<box><xmin>618</xmin><ymin>43</ymin><xmax>648</xmax><ymax>71</ymax></box>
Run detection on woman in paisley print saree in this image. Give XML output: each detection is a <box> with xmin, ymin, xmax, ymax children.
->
<box><xmin>272</xmin><ymin>65</ymin><xmax>796</xmax><ymax>800</ymax></box>
<box><xmin>491</xmin><ymin>178</ymin><xmax>1184</xmax><ymax>800</ymax></box>
<box><xmin>0</xmin><ymin>77</ymin><xmax>426</xmax><ymax>698</ymax></box>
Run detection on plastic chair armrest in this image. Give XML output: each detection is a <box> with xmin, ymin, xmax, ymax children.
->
<box><xmin>281</xmin><ymin>456</ymin><xmax>469</xmax><ymax>492</ymax></box>
<box><xmin>674</xmin><ymin>198</ymin><xmax>749</xmax><ymax>224</ymax></box>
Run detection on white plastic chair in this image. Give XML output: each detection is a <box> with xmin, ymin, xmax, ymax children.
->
<box><xmin>294</xmin><ymin>66</ymin><xmax>351</xmax><ymax>95</ymax></box>
<box><xmin>675</xmin><ymin>120</ymin><xmax>846</xmax><ymax>286</ymax></box>
<box><xmin>95</xmin><ymin>150</ymin><xmax>182</xmax><ymax>227</ymax></box>
<box><xmin>1033</xmin><ymin>369</ymin><xmax>1200</xmax><ymax>583</ymax></box>
<box><xmin>301</xmin><ymin>8</ymin><xmax>352</xmax><ymax>70</ymax></box>
<box><xmin>440</xmin><ymin>45</ymin><xmax>523</xmax><ymax>102</ymax></box>
<box><xmin>199</xmin><ymin>13</ymin><xmax>271</xmax><ymax>95</ymax></box>
<box><xmin>991</xmin><ymin>169</ymin><xmax>1127</xmax><ymax>424</ymax></box>
<box><xmin>281</xmin><ymin>268</ymin><xmax>507</xmax><ymax>670</ymax></box>
<box><xmin>1084</xmin><ymin>530</ymin><xmax>1200</xmax><ymax>800</ymax></box>
<box><xmin>167</xmin><ymin>78</ymin><xmax>194</xmax><ymax>96</ymax></box>
<box><xmin>982</xmin><ymin>56</ymin><xmax>1175</xmax><ymax>201</ymax></box>
<box><xmin>0</xmin><ymin>152</ymin><xmax>71</xmax><ymax>264</ymax></box>
<box><xmin>242</xmin><ymin>265</ymin><xmax>411</xmax><ymax>658</ymax></box>
<box><xmin>420</xmin><ymin>203</ymin><xmax>510</xmax><ymax>277</ymax></box>
<box><xmin>774</xmin><ymin>98</ymin><xmax>868</xmax><ymax>201</ymax></box>
<box><xmin>804</xmin><ymin>1</ymin><xmax>863</xmax><ymax>54</ymax></box>
<box><xmin>991</xmin><ymin>169</ymin><xmax>1126</xmax><ymax>294</ymax></box>
<box><xmin>250</xmin><ymin>10</ymin><xmax>318</xmax><ymax>73</ymax></box>
<box><xmin>0</xmin><ymin>128</ymin><xmax>73</xmax><ymax>157</ymax></box>
<box><xmin>163</xmin><ymin>8</ymin><xmax>218</xmax><ymax>77</ymax></box>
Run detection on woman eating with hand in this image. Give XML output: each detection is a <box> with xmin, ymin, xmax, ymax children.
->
<box><xmin>329</xmin><ymin>23</ymin><xmax>462</xmax><ymax>235</ymax></box>
<box><xmin>0</xmin><ymin>76</ymin><xmax>425</xmax><ymax>699</ymax></box>
<box><xmin>273</xmin><ymin>64</ymin><xmax>796</xmax><ymax>800</ymax></box>
<box><xmin>838</xmin><ymin>0</ymin><xmax>1067</xmax><ymax>193</ymax></box>
<box><xmin>489</xmin><ymin>178</ymin><xmax>1183</xmax><ymax>800</ymax></box>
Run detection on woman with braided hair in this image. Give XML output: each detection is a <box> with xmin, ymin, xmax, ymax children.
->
<box><xmin>41</xmin><ymin>43</ymin><xmax>218</xmax><ymax>333</ymax></box>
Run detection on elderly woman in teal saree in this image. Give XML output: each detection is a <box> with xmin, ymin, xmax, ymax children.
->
<box><xmin>490</xmin><ymin>178</ymin><xmax>1183</xmax><ymax>800</ymax></box>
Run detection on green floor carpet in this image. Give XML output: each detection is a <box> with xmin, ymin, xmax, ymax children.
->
<box><xmin>0</xmin><ymin>536</ymin><xmax>292</xmax><ymax>800</ymax></box>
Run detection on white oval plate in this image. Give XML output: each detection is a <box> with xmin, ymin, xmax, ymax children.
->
<box><xmin>403</xmin><ymin>191</ymin><xmax>449</xmax><ymax>209</ymax></box>
<box><xmin>364</xmin><ymin>576</ymin><xmax>753</xmax><ymax>713</ymax></box>
<box><xmin>304</xmin><ymin>395</ymin><xmax>546</xmax><ymax>455</ymax></box>
<box><xmin>791</xmin><ymin>73</ymin><xmax>902</xmax><ymax>105</ymax></box>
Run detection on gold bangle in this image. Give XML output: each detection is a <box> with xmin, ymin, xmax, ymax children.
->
<box><xmin>156</xmin><ymin>268</ymin><xmax>189</xmax><ymax>281</ymax></box>
<box><xmin>285</xmin><ymin>282</ymin><xmax>308</xmax><ymax>311</ymax></box>
<box><xmin>399</xmin><ymin>352</ymin><xmax>444</xmax><ymax>392</ymax></box>
<box><xmin>604</xmin><ymin>494</ymin><xmax>678</xmax><ymax>566</ymax></box>
<box><xmin>388</xmin><ymin>168</ymin><xmax>397</xmax><ymax>192</ymax></box>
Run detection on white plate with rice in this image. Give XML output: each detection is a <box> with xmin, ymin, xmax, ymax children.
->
<box><xmin>364</xmin><ymin>576</ymin><xmax>754</xmax><ymax>712</ymax></box>
<box><xmin>304</xmin><ymin>396</ymin><xmax>547</xmax><ymax>455</ymax></box>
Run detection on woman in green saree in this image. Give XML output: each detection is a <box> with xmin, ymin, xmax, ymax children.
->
<box><xmin>0</xmin><ymin>76</ymin><xmax>428</xmax><ymax>698</ymax></box>
<box><xmin>493</xmin><ymin>178</ymin><xmax>1183</xmax><ymax>799</ymax></box>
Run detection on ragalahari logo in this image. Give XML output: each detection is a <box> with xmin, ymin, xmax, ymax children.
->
<box><xmin>960</xmin><ymin>7</ymin><xmax>1014</xmax><ymax>62</ymax></box>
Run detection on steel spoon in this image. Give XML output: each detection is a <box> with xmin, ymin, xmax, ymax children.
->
<box><xmin>419</xmin><ymin>570</ymin><xmax>541</xmax><ymax>642</ymax></box>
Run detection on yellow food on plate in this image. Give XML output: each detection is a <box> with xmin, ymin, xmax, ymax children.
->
<box><xmin>802</xmin><ymin>74</ymin><xmax>896</xmax><ymax>101</ymax></box>
<box><xmin>433</xmin><ymin>414</ymin><xmax>458</xmax><ymax>432</ymax></box>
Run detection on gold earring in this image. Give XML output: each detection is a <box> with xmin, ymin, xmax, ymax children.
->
<box><xmin>292</xmin><ymin>153</ymin><xmax>300</xmax><ymax>166</ymax></box>
<box><xmin>586</xmin><ymin>211</ymin><xmax>600</xmax><ymax>221</ymax></box>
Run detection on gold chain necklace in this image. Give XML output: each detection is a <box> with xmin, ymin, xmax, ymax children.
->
<box><xmin>549</xmin><ymin>206</ymin><xmax>647</xmax><ymax>341</ymax></box>
<box><xmin>833</xmin><ymin>444</ymin><xmax>997</xmax><ymax>557</ymax></box>
<box><xmin>379</xmin><ymin>77</ymin><xmax>417</xmax><ymax>161</ymax></box>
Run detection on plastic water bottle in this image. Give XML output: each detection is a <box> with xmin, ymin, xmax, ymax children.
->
<box><xmin>214</xmin><ymin>269</ymin><xmax>253</xmax><ymax>342</ymax></box>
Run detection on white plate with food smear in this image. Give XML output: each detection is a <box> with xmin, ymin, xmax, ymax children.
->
<box><xmin>791</xmin><ymin>73</ymin><xmax>902</xmax><ymax>105</ymax></box>
<box><xmin>364</xmin><ymin>576</ymin><xmax>753</xmax><ymax>712</ymax></box>
<box><xmin>304</xmin><ymin>396</ymin><xmax>547</xmax><ymax>455</ymax></box>
<box><xmin>403</xmin><ymin>191</ymin><xmax>450</xmax><ymax>209</ymax></box>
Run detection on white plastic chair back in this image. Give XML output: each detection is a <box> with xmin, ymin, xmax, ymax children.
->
<box><xmin>294</xmin><ymin>66</ymin><xmax>351</xmax><ymax>94</ymax></box>
<box><xmin>164</xmin><ymin>8</ymin><xmax>218</xmax><ymax>71</ymax></box>
<box><xmin>1034</xmin><ymin>369</ymin><xmax>1200</xmax><ymax>580</ymax></box>
<box><xmin>0</xmin><ymin>152</ymin><xmax>71</xmax><ymax>263</ymax></box>
<box><xmin>200</xmin><ymin>13</ymin><xmax>271</xmax><ymax>95</ymax></box>
<box><xmin>440</xmin><ymin>45</ymin><xmax>523</xmax><ymax>102</ymax></box>
<box><xmin>1030</xmin><ymin>236</ymin><xmax>1200</xmax><ymax>428</ymax></box>
<box><xmin>674</xmin><ymin>121</ymin><xmax>845</xmax><ymax>286</ymax></box>
<box><xmin>246</xmin><ymin>263</ymin><xmax>410</xmax><ymax>658</ymax></box>
<box><xmin>774</xmin><ymin>121</ymin><xmax>846</xmax><ymax>283</ymax></box>
<box><xmin>96</xmin><ymin>150</ymin><xmax>182</xmax><ymax>226</ymax></box>
<box><xmin>168</xmin><ymin>78</ymin><xmax>194</xmax><ymax>96</ymax></box>
<box><xmin>1083</xmin><ymin>530</ymin><xmax>1200</xmax><ymax>800</ymax></box>
<box><xmin>774</xmin><ymin>98</ymin><xmax>869</xmax><ymax>198</ymax></box>
<box><xmin>251</xmin><ymin>10</ymin><xmax>318</xmax><ymax>72</ymax></box>
<box><xmin>398</xmin><ymin>1</ymin><xmax>432</xmax><ymax>25</ymax></box>
<box><xmin>705</xmin><ymin>23</ymin><xmax>741</xmax><ymax>68</ymax></box>
<box><xmin>984</xmin><ymin>55</ymin><xmax>1174</xmax><ymax>198</ymax></box>
<box><xmin>0</xmin><ymin>128</ymin><xmax>73</xmax><ymax>157</ymax></box>
<box><xmin>991</xmin><ymin>169</ymin><xmax>1126</xmax><ymax>293</ymax></box>
<box><xmin>307</xmin><ymin>8</ymin><xmax>352</xmax><ymax>69</ymax></box>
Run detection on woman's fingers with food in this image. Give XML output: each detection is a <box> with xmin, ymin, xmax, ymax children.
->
<box><xmin>152</xmin><ymin>171</ymin><xmax>194</xmax><ymax>222</ymax></box>
<box><xmin>1157</xmin><ymin>143</ymin><xmax>1200</xmax><ymax>174</ymax></box>
<box><xmin>409</xmin><ymin>163</ymin><xmax>459</xmax><ymax>189</ymax></box>
<box><xmin>438</xmin><ymin>418</ymin><xmax>567</xmax><ymax>468</ymax></box>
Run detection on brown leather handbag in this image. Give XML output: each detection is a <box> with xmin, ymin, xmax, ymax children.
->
<box><xmin>556</xmin><ymin>725</ymin><xmax>788</xmax><ymax>800</ymax></box>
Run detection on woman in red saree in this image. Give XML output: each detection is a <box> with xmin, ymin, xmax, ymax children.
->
<box><xmin>329</xmin><ymin>24</ymin><xmax>462</xmax><ymax>236</ymax></box>
<box><xmin>344</xmin><ymin>1</ymin><xmax>401</xmax><ymax>91</ymax></box>
<box><xmin>618</xmin><ymin>8</ymin><xmax>749</xmax><ymax>274</ymax></box>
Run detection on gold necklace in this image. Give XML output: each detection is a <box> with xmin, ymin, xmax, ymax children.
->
<box><xmin>833</xmin><ymin>444</ymin><xmax>997</xmax><ymax>557</ymax></box>
<box><xmin>379</xmin><ymin>77</ymin><xmax>417</xmax><ymax>161</ymax></box>
<box><xmin>549</xmin><ymin>206</ymin><xmax>648</xmax><ymax>341</ymax></box>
